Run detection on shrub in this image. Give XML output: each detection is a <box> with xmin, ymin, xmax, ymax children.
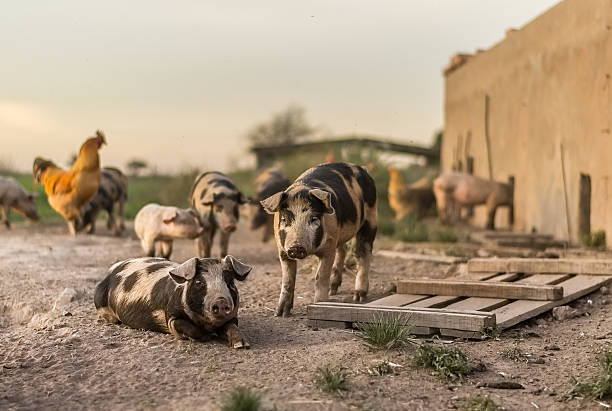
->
<box><xmin>413</xmin><ymin>343</ymin><xmax>470</xmax><ymax>381</ymax></box>
<box><xmin>315</xmin><ymin>366</ymin><xmax>349</xmax><ymax>393</ymax></box>
<box><xmin>356</xmin><ymin>314</ymin><xmax>413</xmax><ymax>349</ymax></box>
<box><xmin>220</xmin><ymin>387</ymin><xmax>261</xmax><ymax>411</ymax></box>
<box><xmin>570</xmin><ymin>348</ymin><xmax>612</xmax><ymax>399</ymax></box>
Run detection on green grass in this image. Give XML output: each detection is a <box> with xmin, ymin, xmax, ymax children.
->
<box><xmin>393</xmin><ymin>216</ymin><xmax>429</xmax><ymax>242</ymax></box>
<box><xmin>458</xmin><ymin>394</ymin><xmax>500</xmax><ymax>411</ymax></box>
<box><xmin>413</xmin><ymin>343</ymin><xmax>470</xmax><ymax>382</ymax></box>
<box><xmin>356</xmin><ymin>314</ymin><xmax>413</xmax><ymax>349</ymax></box>
<box><xmin>315</xmin><ymin>366</ymin><xmax>349</xmax><ymax>393</ymax></box>
<box><xmin>220</xmin><ymin>387</ymin><xmax>261</xmax><ymax>411</ymax></box>
<box><xmin>430</xmin><ymin>227</ymin><xmax>458</xmax><ymax>243</ymax></box>
<box><xmin>570</xmin><ymin>348</ymin><xmax>612</xmax><ymax>399</ymax></box>
<box><xmin>581</xmin><ymin>230</ymin><xmax>606</xmax><ymax>250</ymax></box>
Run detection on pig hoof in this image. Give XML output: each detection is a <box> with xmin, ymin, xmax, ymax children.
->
<box><xmin>353</xmin><ymin>292</ymin><xmax>367</xmax><ymax>302</ymax></box>
<box><xmin>232</xmin><ymin>339</ymin><xmax>250</xmax><ymax>349</ymax></box>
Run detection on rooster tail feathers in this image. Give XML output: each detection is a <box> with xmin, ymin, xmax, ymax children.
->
<box><xmin>33</xmin><ymin>157</ymin><xmax>57</xmax><ymax>184</ymax></box>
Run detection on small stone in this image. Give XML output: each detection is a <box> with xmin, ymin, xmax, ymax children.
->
<box><xmin>544</xmin><ymin>345</ymin><xmax>560</xmax><ymax>351</ymax></box>
<box><xmin>552</xmin><ymin>306</ymin><xmax>577</xmax><ymax>321</ymax></box>
<box><xmin>601</xmin><ymin>286</ymin><xmax>609</xmax><ymax>295</ymax></box>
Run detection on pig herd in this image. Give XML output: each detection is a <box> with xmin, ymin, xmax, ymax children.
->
<box><xmin>2</xmin><ymin>160</ymin><xmax>515</xmax><ymax>348</ymax></box>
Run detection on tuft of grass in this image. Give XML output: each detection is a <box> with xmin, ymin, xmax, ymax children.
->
<box><xmin>431</xmin><ymin>227</ymin><xmax>458</xmax><ymax>243</ymax></box>
<box><xmin>570</xmin><ymin>348</ymin><xmax>612</xmax><ymax>399</ymax></box>
<box><xmin>581</xmin><ymin>230</ymin><xmax>606</xmax><ymax>250</ymax></box>
<box><xmin>394</xmin><ymin>216</ymin><xmax>429</xmax><ymax>242</ymax></box>
<box><xmin>458</xmin><ymin>394</ymin><xmax>500</xmax><ymax>411</ymax></box>
<box><xmin>499</xmin><ymin>344</ymin><xmax>527</xmax><ymax>362</ymax></box>
<box><xmin>366</xmin><ymin>360</ymin><xmax>401</xmax><ymax>376</ymax></box>
<box><xmin>413</xmin><ymin>343</ymin><xmax>470</xmax><ymax>382</ymax></box>
<box><xmin>220</xmin><ymin>387</ymin><xmax>261</xmax><ymax>411</ymax></box>
<box><xmin>355</xmin><ymin>314</ymin><xmax>413</xmax><ymax>349</ymax></box>
<box><xmin>315</xmin><ymin>366</ymin><xmax>349</xmax><ymax>393</ymax></box>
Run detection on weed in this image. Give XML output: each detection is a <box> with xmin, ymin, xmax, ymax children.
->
<box><xmin>355</xmin><ymin>314</ymin><xmax>413</xmax><ymax>349</ymax></box>
<box><xmin>366</xmin><ymin>360</ymin><xmax>401</xmax><ymax>376</ymax></box>
<box><xmin>481</xmin><ymin>326</ymin><xmax>501</xmax><ymax>340</ymax></box>
<box><xmin>315</xmin><ymin>366</ymin><xmax>349</xmax><ymax>393</ymax></box>
<box><xmin>500</xmin><ymin>345</ymin><xmax>527</xmax><ymax>362</ymax></box>
<box><xmin>458</xmin><ymin>394</ymin><xmax>500</xmax><ymax>411</ymax></box>
<box><xmin>581</xmin><ymin>230</ymin><xmax>606</xmax><ymax>249</ymax></box>
<box><xmin>413</xmin><ymin>343</ymin><xmax>470</xmax><ymax>381</ymax></box>
<box><xmin>220</xmin><ymin>387</ymin><xmax>261</xmax><ymax>411</ymax></box>
<box><xmin>431</xmin><ymin>227</ymin><xmax>458</xmax><ymax>243</ymax></box>
<box><xmin>570</xmin><ymin>348</ymin><xmax>612</xmax><ymax>399</ymax></box>
<box><xmin>394</xmin><ymin>216</ymin><xmax>429</xmax><ymax>242</ymax></box>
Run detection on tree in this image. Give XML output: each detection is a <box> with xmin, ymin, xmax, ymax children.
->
<box><xmin>126</xmin><ymin>159</ymin><xmax>149</xmax><ymax>177</ymax></box>
<box><xmin>246</xmin><ymin>105</ymin><xmax>314</xmax><ymax>147</ymax></box>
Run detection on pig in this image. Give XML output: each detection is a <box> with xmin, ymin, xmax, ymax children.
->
<box><xmin>433</xmin><ymin>171</ymin><xmax>513</xmax><ymax>229</ymax></box>
<box><xmin>189</xmin><ymin>172</ymin><xmax>247</xmax><ymax>258</ymax></box>
<box><xmin>246</xmin><ymin>168</ymin><xmax>291</xmax><ymax>242</ymax></box>
<box><xmin>81</xmin><ymin>167</ymin><xmax>128</xmax><ymax>235</ymax></box>
<box><xmin>261</xmin><ymin>162</ymin><xmax>378</xmax><ymax>316</ymax></box>
<box><xmin>94</xmin><ymin>255</ymin><xmax>252</xmax><ymax>348</ymax></box>
<box><xmin>0</xmin><ymin>176</ymin><xmax>40</xmax><ymax>228</ymax></box>
<box><xmin>134</xmin><ymin>203</ymin><xmax>204</xmax><ymax>259</ymax></box>
<box><xmin>387</xmin><ymin>166</ymin><xmax>435</xmax><ymax>220</ymax></box>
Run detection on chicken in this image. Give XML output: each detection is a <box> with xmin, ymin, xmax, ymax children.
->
<box><xmin>387</xmin><ymin>166</ymin><xmax>436</xmax><ymax>220</ymax></box>
<box><xmin>33</xmin><ymin>131</ymin><xmax>107</xmax><ymax>235</ymax></box>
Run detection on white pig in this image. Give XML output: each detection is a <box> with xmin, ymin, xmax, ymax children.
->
<box><xmin>134</xmin><ymin>203</ymin><xmax>204</xmax><ymax>259</ymax></box>
<box><xmin>0</xmin><ymin>176</ymin><xmax>40</xmax><ymax>228</ymax></box>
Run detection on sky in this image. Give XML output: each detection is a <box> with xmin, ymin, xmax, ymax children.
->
<box><xmin>0</xmin><ymin>0</ymin><xmax>560</xmax><ymax>173</ymax></box>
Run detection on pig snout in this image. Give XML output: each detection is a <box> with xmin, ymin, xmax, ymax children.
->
<box><xmin>287</xmin><ymin>244</ymin><xmax>307</xmax><ymax>260</ymax></box>
<box><xmin>211</xmin><ymin>298</ymin><xmax>233</xmax><ymax>317</ymax></box>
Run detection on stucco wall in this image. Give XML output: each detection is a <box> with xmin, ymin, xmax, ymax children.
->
<box><xmin>443</xmin><ymin>0</ymin><xmax>612</xmax><ymax>242</ymax></box>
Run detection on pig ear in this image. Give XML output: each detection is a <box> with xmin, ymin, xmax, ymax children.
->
<box><xmin>260</xmin><ymin>192</ymin><xmax>285</xmax><ymax>214</ymax></box>
<box><xmin>223</xmin><ymin>255</ymin><xmax>253</xmax><ymax>281</ymax></box>
<box><xmin>169</xmin><ymin>258</ymin><xmax>198</xmax><ymax>283</ymax></box>
<box><xmin>162</xmin><ymin>210</ymin><xmax>178</xmax><ymax>224</ymax></box>
<box><xmin>309</xmin><ymin>189</ymin><xmax>335</xmax><ymax>214</ymax></box>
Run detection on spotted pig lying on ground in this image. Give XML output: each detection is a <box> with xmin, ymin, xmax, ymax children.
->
<box><xmin>261</xmin><ymin>162</ymin><xmax>378</xmax><ymax>316</ymax></box>
<box><xmin>94</xmin><ymin>255</ymin><xmax>252</xmax><ymax>348</ymax></box>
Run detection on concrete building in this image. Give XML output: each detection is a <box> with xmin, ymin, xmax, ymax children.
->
<box><xmin>442</xmin><ymin>0</ymin><xmax>612</xmax><ymax>243</ymax></box>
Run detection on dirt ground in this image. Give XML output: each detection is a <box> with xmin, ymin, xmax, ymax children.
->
<box><xmin>1</xmin><ymin>220</ymin><xmax>611</xmax><ymax>410</ymax></box>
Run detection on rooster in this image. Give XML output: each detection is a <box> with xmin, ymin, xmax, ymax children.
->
<box><xmin>387</xmin><ymin>166</ymin><xmax>435</xmax><ymax>220</ymax></box>
<box><xmin>33</xmin><ymin>131</ymin><xmax>107</xmax><ymax>235</ymax></box>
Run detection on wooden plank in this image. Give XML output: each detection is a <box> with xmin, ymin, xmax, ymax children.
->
<box><xmin>405</xmin><ymin>295</ymin><xmax>463</xmax><ymax>308</ymax></box>
<box><xmin>468</xmin><ymin>258</ymin><xmax>612</xmax><ymax>275</ymax></box>
<box><xmin>440</xmin><ymin>329</ymin><xmax>485</xmax><ymax>339</ymax></box>
<box><xmin>308</xmin><ymin>319</ymin><xmax>350</xmax><ymax>329</ymax></box>
<box><xmin>444</xmin><ymin>274</ymin><xmax>569</xmax><ymax>312</ymax></box>
<box><xmin>495</xmin><ymin>275</ymin><xmax>612</xmax><ymax>329</ymax></box>
<box><xmin>377</xmin><ymin>250</ymin><xmax>466</xmax><ymax>264</ymax></box>
<box><xmin>365</xmin><ymin>293</ymin><xmax>429</xmax><ymax>307</ymax></box>
<box><xmin>397</xmin><ymin>279</ymin><xmax>563</xmax><ymax>300</ymax></box>
<box><xmin>307</xmin><ymin>302</ymin><xmax>495</xmax><ymax>332</ymax></box>
<box><xmin>400</xmin><ymin>273</ymin><xmax>520</xmax><ymax>309</ymax></box>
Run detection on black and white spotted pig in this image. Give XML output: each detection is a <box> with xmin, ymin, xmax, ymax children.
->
<box><xmin>261</xmin><ymin>162</ymin><xmax>377</xmax><ymax>316</ymax></box>
<box><xmin>81</xmin><ymin>167</ymin><xmax>128</xmax><ymax>235</ymax></box>
<box><xmin>190</xmin><ymin>172</ymin><xmax>247</xmax><ymax>258</ymax></box>
<box><xmin>94</xmin><ymin>255</ymin><xmax>252</xmax><ymax>348</ymax></box>
<box><xmin>246</xmin><ymin>168</ymin><xmax>291</xmax><ymax>243</ymax></box>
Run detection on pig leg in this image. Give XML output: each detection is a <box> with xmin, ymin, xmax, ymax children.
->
<box><xmin>354</xmin><ymin>222</ymin><xmax>376</xmax><ymax>302</ymax></box>
<box><xmin>314</xmin><ymin>249</ymin><xmax>335</xmax><ymax>303</ymax></box>
<box><xmin>106</xmin><ymin>204</ymin><xmax>118</xmax><ymax>235</ymax></box>
<box><xmin>219</xmin><ymin>231</ymin><xmax>231</xmax><ymax>258</ymax></box>
<box><xmin>217</xmin><ymin>320</ymin><xmax>250</xmax><ymax>349</ymax></box>
<box><xmin>1</xmin><ymin>204</ymin><xmax>10</xmax><ymax>229</ymax></box>
<box><xmin>275</xmin><ymin>252</ymin><xmax>297</xmax><ymax>317</ymax></box>
<box><xmin>141</xmin><ymin>237</ymin><xmax>156</xmax><ymax>257</ymax></box>
<box><xmin>168</xmin><ymin>317</ymin><xmax>206</xmax><ymax>340</ymax></box>
<box><xmin>160</xmin><ymin>241</ymin><xmax>173</xmax><ymax>259</ymax></box>
<box><xmin>67</xmin><ymin>219</ymin><xmax>77</xmax><ymax>236</ymax></box>
<box><xmin>195</xmin><ymin>229</ymin><xmax>214</xmax><ymax>258</ymax></box>
<box><xmin>485</xmin><ymin>194</ymin><xmax>498</xmax><ymax>230</ymax></box>
<box><xmin>329</xmin><ymin>244</ymin><xmax>347</xmax><ymax>295</ymax></box>
<box><xmin>117</xmin><ymin>199</ymin><xmax>126</xmax><ymax>232</ymax></box>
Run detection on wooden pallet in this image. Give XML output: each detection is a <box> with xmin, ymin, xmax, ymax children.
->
<box><xmin>307</xmin><ymin>258</ymin><xmax>612</xmax><ymax>339</ymax></box>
